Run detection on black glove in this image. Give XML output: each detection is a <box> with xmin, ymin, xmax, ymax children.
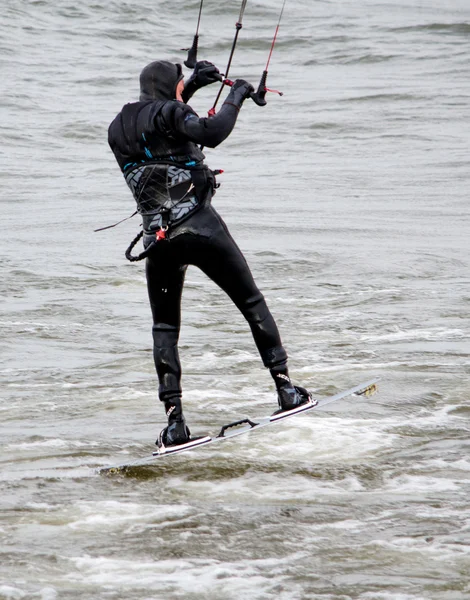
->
<box><xmin>193</xmin><ymin>60</ymin><xmax>223</xmax><ymax>86</ymax></box>
<box><xmin>224</xmin><ymin>79</ymin><xmax>255</xmax><ymax>110</ymax></box>
<box><xmin>182</xmin><ymin>61</ymin><xmax>223</xmax><ymax>102</ymax></box>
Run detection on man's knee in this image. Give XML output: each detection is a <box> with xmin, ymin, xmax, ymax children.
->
<box><xmin>152</xmin><ymin>323</ymin><xmax>179</xmax><ymax>348</ymax></box>
<box><xmin>239</xmin><ymin>293</ymin><xmax>269</xmax><ymax>324</ymax></box>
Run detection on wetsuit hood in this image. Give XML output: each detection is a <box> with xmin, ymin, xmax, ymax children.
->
<box><xmin>139</xmin><ymin>60</ymin><xmax>184</xmax><ymax>102</ymax></box>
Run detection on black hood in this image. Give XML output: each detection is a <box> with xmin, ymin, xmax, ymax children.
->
<box><xmin>139</xmin><ymin>60</ymin><xmax>184</xmax><ymax>102</ymax></box>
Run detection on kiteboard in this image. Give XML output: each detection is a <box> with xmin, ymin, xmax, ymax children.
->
<box><xmin>100</xmin><ymin>378</ymin><xmax>378</xmax><ymax>474</ymax></box>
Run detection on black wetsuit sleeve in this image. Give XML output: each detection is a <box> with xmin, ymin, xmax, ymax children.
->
<box><xmin>158</xmin><ymin>101</ymin><xmax>240</xmax><ymax>149</ymax></box>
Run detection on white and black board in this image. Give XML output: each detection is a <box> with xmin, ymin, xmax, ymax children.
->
<box><xmin>100</xmin><ymin>378</ymin><xmax>379</xmax><ymax>474</ymax></box>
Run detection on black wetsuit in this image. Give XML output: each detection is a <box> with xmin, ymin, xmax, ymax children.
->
<box><xmin>108</xmin><ymin>64</ymin><xmax>288</xmax><ymax>407</ymax></box>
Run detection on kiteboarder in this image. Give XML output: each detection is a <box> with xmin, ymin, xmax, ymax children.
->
<box><xmin>108</xmin><ymin>59</ymin><xmax>310</xmax><ymax>448</ymax></box>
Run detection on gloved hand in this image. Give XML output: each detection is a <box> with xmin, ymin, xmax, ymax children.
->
<box><xmin>224</xmin><ymin>79</ymin><xmax>255</xmax><ymax>110</ymax></box>
<box><xmin>182</xmin><ymin>61</ymin><xmax>223</xmax><ymax>102</ymax></box>
<box><xmin>193</xmin><ymin>60</ymin><xmax>223</xmax><ymax>86</ymax></box>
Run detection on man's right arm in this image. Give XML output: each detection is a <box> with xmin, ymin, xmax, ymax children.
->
<box><xmin>158</xmin><ymin>80</ymin><xmax>254</xmax><ymax>148</ymax></box>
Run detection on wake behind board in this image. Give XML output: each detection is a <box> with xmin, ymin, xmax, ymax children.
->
<box><xmin>100</xmin><ymin>378</ymin><xmax>378</xmax><ymax>474</ymax></box>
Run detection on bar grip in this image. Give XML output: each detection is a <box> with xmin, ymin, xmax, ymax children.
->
<box><xmin>250</xmin><ymin>70</ymin><xmax>268</xmax><ymax>106</ymax></box>
<box><xmin>184</xmin><ymin>34</ymin><xmax>199</xmax><ymax>69</ymax></box>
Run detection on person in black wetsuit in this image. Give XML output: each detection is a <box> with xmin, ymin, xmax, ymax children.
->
<box><xmin>108</xmin><ymin>59</ymin><xmax>311</xmax><ymax>448</ymax></box>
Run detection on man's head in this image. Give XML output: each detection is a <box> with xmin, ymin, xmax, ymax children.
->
<box><xmin>139</xmin><ymin>60</ymin><xmax>184</xmax><ymax>102</ymax></box>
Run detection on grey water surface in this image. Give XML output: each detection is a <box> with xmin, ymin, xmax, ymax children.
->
<box><xmin>1</xmin><ymin>0</ymin><xmax>469</xmax><ymax>598</ymax></box>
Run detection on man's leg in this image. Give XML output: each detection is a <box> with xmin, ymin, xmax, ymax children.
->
<box><xmin>191</xmin><ymin>208</ymin><xmax>310</xmax><ymax>411</ymax></box>
<box><xmin>146</xmin><ymin>253</ymin><xmax>190</xmax><ymax>444</ymax></box>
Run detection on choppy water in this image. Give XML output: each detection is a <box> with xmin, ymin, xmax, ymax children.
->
<box><xmin>1</xmin><ymin>0</ymin><xmax>469</xmax><ymax>598</ymax></box>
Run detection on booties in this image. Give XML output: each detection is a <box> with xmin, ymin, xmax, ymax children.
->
<box><xmin>270</xmin><ymin>365</ymin><xmax>312</xmax><ymax>413</ymax></box>
<box><xmin>157</xmin><ymin>417</ymin><xmax>191</xmax><ymax>448</ymax></box>
<box><xmin>156</xmin><ymin>397</ymin><xmax>191</xmax><ymax>448</ymax></box>
<box><xmin>276</xmin><ymin>384</ymin><xmax>312</xmax><ymax>412</ymax></box>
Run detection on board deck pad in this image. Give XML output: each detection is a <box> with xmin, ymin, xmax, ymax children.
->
<box><xmin>100</xmin><ymin>378</ymin><xmax>379</xmax><ymax>474</ymax></box>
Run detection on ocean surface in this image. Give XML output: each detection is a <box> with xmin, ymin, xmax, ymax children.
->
<box><xmin>1</xmin><ymin>0</ymin><xmax>469</xmax><ymax>598</ymax></box>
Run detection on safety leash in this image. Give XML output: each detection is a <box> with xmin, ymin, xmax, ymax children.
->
<box><xmin>124</xmin><ymin>184</ymin><xmax>196</xmax><ymax>262</ymax></box>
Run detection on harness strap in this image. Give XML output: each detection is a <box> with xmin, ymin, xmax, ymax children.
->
<box><xmin>125</xmin><ymin>230</ymin><xmax>156</xmax><ymax>262</ymax></box>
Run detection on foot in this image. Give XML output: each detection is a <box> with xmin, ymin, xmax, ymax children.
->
<box><xmin>156</xmin><ymin>418</ymin><xmax>191</xmax><ymax>448</ymax></box>
<box><xmin>275</xmin><ymin>384</ymin><xmax>312</xmax><ymax>413</ymax></box>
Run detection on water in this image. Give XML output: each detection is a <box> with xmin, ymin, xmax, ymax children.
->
<box><xmin>1</xmin><ymin>0</ymin><xmax>469</xmax><ymax>598</ymax></box>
